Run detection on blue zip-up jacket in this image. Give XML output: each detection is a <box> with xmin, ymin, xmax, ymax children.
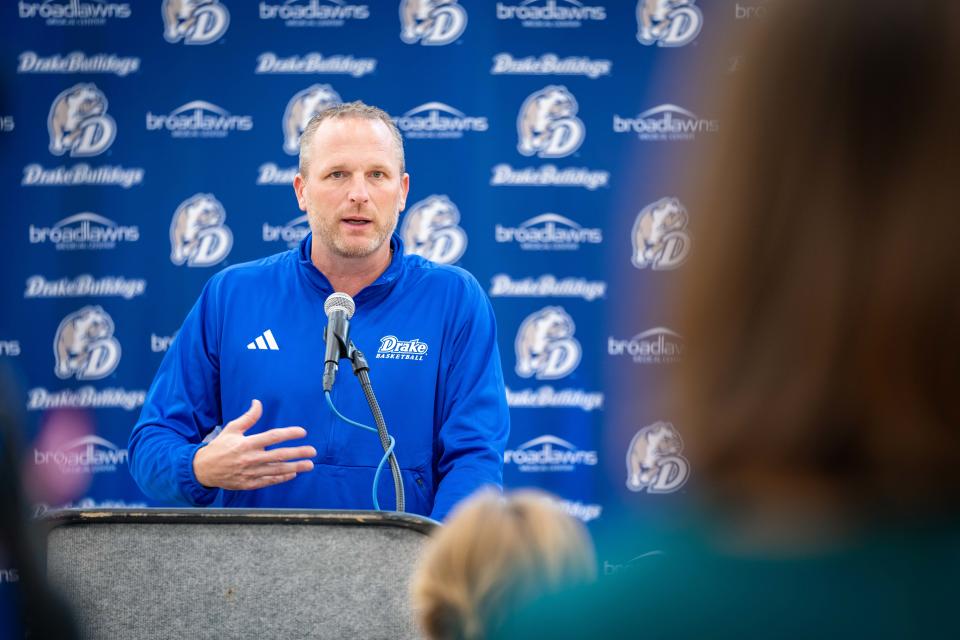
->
<box><xmin>128</xmin><ymin>233</ymin><xmax>509</xmax><ymax>521</ymax></box>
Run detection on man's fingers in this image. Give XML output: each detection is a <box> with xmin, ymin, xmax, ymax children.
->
<box><xmin>247</xmin><ymin>473</ymin><xmax>298</xmax><ymax>489</ymax></box>
<box><xmin>224</xmin><ymin>399</ymin><xmax>262</xmax><ymax>434</ymax></box>
<box><xmin>247</xmin><ymin>426</ymin><xmax>307</xmax><ymax>448</ymax></box>
<box><xmin>234</xmin><ymin>460</ymin><xmax>313</xmax><ymax>490</ymax></box>
<box><xmin>260</xmin><ymin>445</ymin><xmax>317</xmax><ymax>463</ymax></box>
<box><xmin>259</xmin><ymin>460</ymin><xmax>314</xmax><ymax>475</ymax></box>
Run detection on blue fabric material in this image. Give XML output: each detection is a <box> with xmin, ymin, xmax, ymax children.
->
<box><xmin>129</xmin><ymin>232</ymin><xmax>509</xmax><ymax>521</ymax></box>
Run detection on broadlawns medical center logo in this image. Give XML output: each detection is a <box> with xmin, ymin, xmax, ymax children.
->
<box><xmin>34</xmin><ymin>434</ymin><xmax>128</xmax><ymax>474</ymax></box>
<box><xmin>505</xmin><ymin>435</ymin><xmax>598</xmax><ymax>472</ymax></box>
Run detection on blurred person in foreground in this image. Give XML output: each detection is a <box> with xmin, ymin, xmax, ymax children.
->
<box><xmin>498</xmin><ymin>0</ymin><xmax>960</xmax><ymax>637</ymax></box>
<box><xmin>411</xmin><ymin>490</ymin><xmax>596</xmax><ymax>640</ymax></box>
<box><xmin>0</xmin><ymin>366</ymin><xmax>79</xmax><ymax>639</ymax></box>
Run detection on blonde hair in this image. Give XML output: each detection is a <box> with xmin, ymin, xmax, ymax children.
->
<box><xmin>411</xmin><ymin>490</ymin><xmax>596</xmax><ymax>640</ymax></box>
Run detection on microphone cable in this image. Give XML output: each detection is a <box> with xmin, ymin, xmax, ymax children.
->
<box><xmin>324</xmin><ymin>391</ymin><xmax>402</xmax><ymax>512</ymax></box>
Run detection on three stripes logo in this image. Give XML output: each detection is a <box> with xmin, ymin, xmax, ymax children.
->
<box><xmin>247</xmin><ymin>329</ymin><xmax>280</xmax><ymax>351</ymax></box>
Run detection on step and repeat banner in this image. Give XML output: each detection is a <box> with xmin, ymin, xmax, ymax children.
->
<box><xmin>0</xmin><ymin>1</ymin><xmax>762</xmax><ymax>540</ymax></box>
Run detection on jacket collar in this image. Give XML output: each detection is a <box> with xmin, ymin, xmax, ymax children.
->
<box><xmin>297</xmin><ymin>232</ymin><xmax>405</xmax><ymax>305</ymax></box>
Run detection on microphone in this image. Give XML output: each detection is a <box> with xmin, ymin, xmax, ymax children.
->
<box><xmin>322</xmin><ymin>292</ymin><xmax>355</xmax><ymax>392</ymax></box>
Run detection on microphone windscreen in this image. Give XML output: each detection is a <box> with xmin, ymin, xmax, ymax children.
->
<box><xmin>324</xmin><ymin>292</ymin><xmax>355</xmax><ymax>320</ymax></box>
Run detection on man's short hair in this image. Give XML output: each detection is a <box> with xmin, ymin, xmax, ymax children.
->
<box><xmin>298</xmin><ymin>101</ymin><xmax>406</xmax><ymax>177</ymax></box>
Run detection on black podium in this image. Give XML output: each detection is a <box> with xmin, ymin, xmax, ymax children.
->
<box><xmin>43</xmin><ymin>508</ymin><xmax>438</xmax><ymax>640</ymax></box>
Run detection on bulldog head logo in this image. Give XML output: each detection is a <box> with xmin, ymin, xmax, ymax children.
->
<box><xmin>636</xmin><ymin>0</ymin><xmax>703</xmax><ymax>47</ymax></box>
<box><xmin>282</xmin><ymin>84</ymin><xmax>342</xmax><ymax>156</ymax></box>
<box><xmin>626</xmin><ymin>421</ymin><xmax>690</xmax><ymax>493</ymax></box>
<box><xmin>632</xmin><ymin>197</ymin><xmax>691</xmax><ymax>270</ymax></box>
<box><xmin>162</xmin><ymin>0</ymin><xmax>231</xmax><ymax>45</ymax></box>
<box><xmin>54</xmin><ymin>306</ymin><xmax>122</xmax><ymax>380</ymax></box>
<box><xmin>170</xmin><ymin>193</ymin><xmax>233</xmax><ymax>267</ymax></box>
<box><xmin>515</xmin><ymin>306</ymin><xmax>582</xmax><ymax>380</ymax></box>
<box><xmin>47</xmin><ymin>83</ymin><xmax>116</xmax><ymax>157</ymax></box>
<box><xmin>399</xmin><ymin>0</ymin><xmax>468</xmax><ymax>46</ymax></box>
<box><xmin>401</xmin><ymin>195</ymin><xmax>468</xmax><ymax>264</ymax></box>
<box><xmin>517</xmin><ymin>85</ymin><xmax>585</xmax><ymax>158</ymax></box>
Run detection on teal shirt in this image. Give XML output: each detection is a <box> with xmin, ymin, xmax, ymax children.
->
<box><xmin>497</xmin><ymin>519</ymin><xmax>960</xmax><ymax>639</ymax></box>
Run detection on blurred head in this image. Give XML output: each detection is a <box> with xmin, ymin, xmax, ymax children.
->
<box><xmin>411</xmin><ymin>490</ymin><xmax>596</xmax><ymax>640</ymax></box>
<box><xmin>677</xmin><ymin>0</ymin><xmax>960</xmax><ymax>521</ymax></box>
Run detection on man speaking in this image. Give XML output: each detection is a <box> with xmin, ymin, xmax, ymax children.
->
<box><xmin>128</xmin><ymin>102</ymin><xmax>510</xmax><ymax>521</ymax></box>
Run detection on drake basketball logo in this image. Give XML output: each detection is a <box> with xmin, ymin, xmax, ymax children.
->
<box><xmin>636</xmin><ymin>0</ymin><xmax>702</xmax><ymax>47</ymax></box>
<box><xmin>162</xmin><ymin>0</ymin><xmax>231</xmax><ymax>45</ymax></box>
<box><xmin>631</xmin><ymin>197</ymin><xmax>691</xmax><ymax>270</ymax></box>
<box><xmin>515</xmin><ymin>306</ymin><xmax>582</xmax><ymax>380</ymax></box>
<box><xmin>54</xmin><ymin>306</ymin><xmax>122</xmax><ymax>380</ymax></box>
<box><xmin>47</xmin><ymin>83</ymin><xmax>116</xmax><ymax>157</ymax></box>
<box><xmin>399</xmin><ymin>0</ymin><xmax>467</xmax><ymax>45</ymax></box>
<box><xmin>626</xmin><ymin>421</ymin><xmax>690</xmax><ymax>493</ymax></box>
<box><xmin>170</xmin><ymin>194</ymin><xmax>233</xmax><ymax>267</ymax></box>
<box><xmin>283</xmin><ymin>84</ymin><xmax>342</xmax><ymax>155</ymax></box>
<box><xmin>401</xmin><ymin>195</ymin><xmax>468</xmax><ymax>264</ymax></box>
<box><xmin>517</xmin><ymin>86</ymin><xmax>585</xmax><ymax>158</ymax></box>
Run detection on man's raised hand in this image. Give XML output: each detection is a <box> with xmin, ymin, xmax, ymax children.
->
<box><xmin>192</xmin><ymin>399</ymin><xmax>316</xmax><ymax>490</ymax></box>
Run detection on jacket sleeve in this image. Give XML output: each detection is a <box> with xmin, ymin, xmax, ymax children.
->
<box><xmin>128</xmin><ymin>277</ymin><xmax>223</xmax><ymax>506</ymax></box>
<box><xmin>430</xmin><ymin>275</ymin><xmax>510</xmax><ymax>521</ymax></box>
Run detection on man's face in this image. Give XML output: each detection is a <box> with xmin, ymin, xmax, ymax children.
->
<box><xmin>294</xmin><ymin>117</ymin><xmax>409</xmax><ymax>261</ymax></box>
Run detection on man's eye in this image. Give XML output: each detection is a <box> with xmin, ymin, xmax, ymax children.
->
<box><xmin>371</xmin><ymin>171</ymin><xmax>384</xmax><ymax>179</ymax></box>
<box><xmin>330</xmin><ymin>171</ymin><xmax>345</xmax><ymax>179</ymax></box>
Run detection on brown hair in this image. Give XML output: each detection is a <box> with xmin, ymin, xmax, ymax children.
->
<box><xmin>411</xmin><ymin>490</ymin><xmax>596</xmax><ymax>639</ymax></box>
<box><xmin>298</xmin><ymin>100</ymin><xmax>406</xmax><ymax>177</ymax></box>
<box><xmin>676</xmin><ymin>0</ymin><xmax>960</xmax><ymax>519</ymax></box>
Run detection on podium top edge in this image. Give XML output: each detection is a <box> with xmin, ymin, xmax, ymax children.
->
<box><xmin>40</xmin><ymin>508</ymin><xmax>440</xmax><ymax>534</ymax></box>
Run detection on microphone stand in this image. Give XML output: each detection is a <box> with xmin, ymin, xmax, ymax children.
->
<box><xmin>345</xmin><ymin>343</ymin><xmax>405</xmax><ymax>513</ymax></box>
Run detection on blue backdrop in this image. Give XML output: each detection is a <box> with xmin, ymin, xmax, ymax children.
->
<box><xmin>0</xmin><ymin>2</ymin><xmax>756</xmax><ymax>555</ymax></box>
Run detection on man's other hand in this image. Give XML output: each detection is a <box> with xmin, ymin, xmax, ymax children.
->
<box><xmin>192</xmin><ymin>399</ymin><xmax>316</xmax><ymax>490</ymax></box>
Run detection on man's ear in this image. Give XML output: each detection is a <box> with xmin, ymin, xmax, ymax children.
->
<box><xmin>293</xmin><ymin>173</ymin><xmax>307</xmax><ymax>211</ymax></box>
<box><xmin>399</xmin><ymin>172</ymin><xmax>410</xmax><ymax>211</ymax></box>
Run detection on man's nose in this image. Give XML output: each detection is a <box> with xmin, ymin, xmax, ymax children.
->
<box><xmin>347</xmin><ymin>175</ymin><xmax>370</xmax><ymax>204</ymax></box>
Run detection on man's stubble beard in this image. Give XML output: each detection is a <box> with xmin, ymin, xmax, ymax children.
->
<box><xmin>311</xmin><ymin>208</ymin><xmax>399</xmax><ymax>259</ymax></box>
